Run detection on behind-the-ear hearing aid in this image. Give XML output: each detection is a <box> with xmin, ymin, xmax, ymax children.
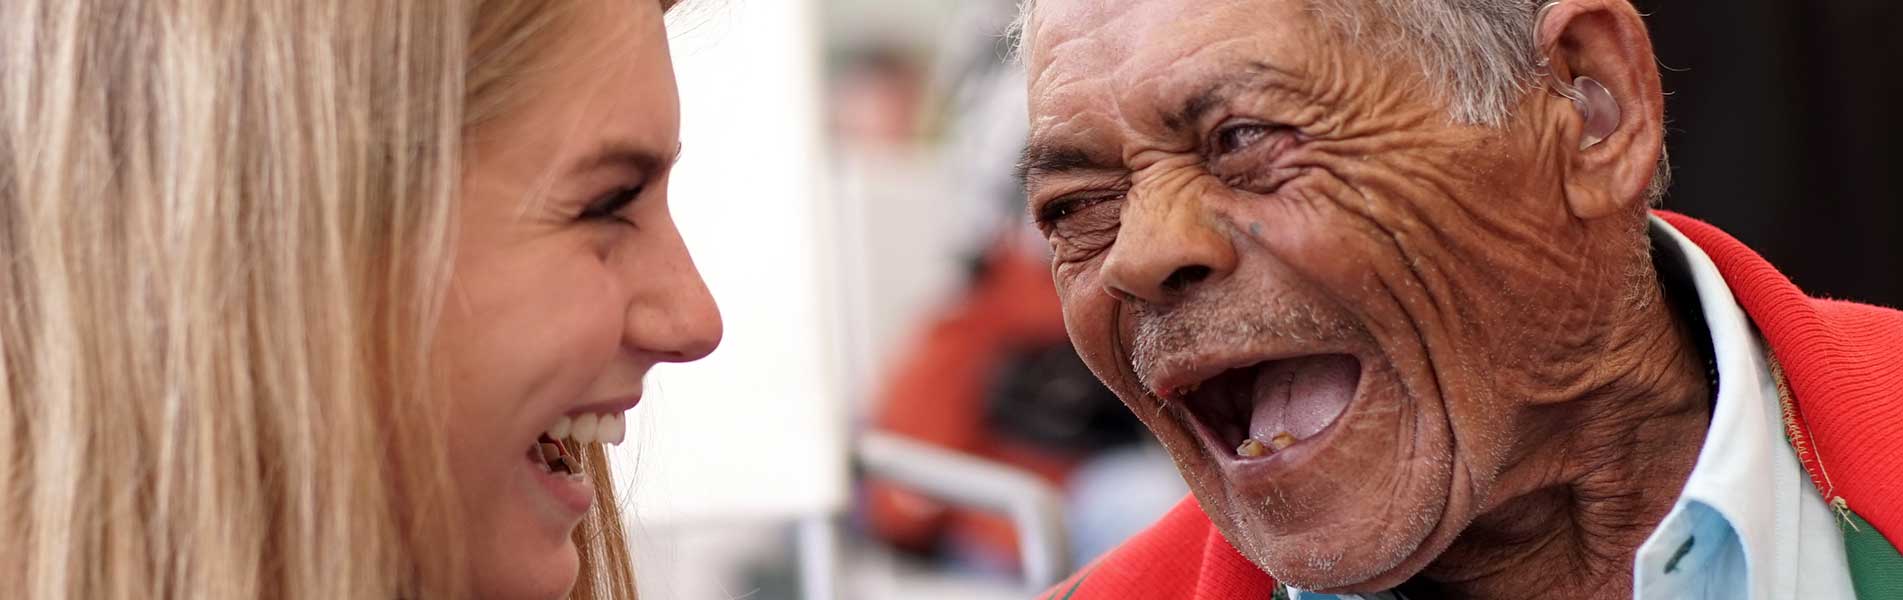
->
<box><xmin>1534</xmin><ymin>1</ymin><xmax>1620</xmax><ymax>150</ymax></box>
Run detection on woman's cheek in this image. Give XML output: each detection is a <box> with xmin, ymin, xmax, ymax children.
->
<box><xmin>555</xmin><ymin>268</ymin><xmax>629</xmax><ymax>361</ymax></box>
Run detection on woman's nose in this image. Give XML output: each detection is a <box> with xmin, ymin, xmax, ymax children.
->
<box><xmin>623</xmin><ymin>217</ymin><xmax>723</xmax><ymax>362</ymax></box>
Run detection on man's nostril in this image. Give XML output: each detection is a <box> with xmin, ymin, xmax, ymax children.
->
<box><xmin>1162</xmin><ymin>265</ymin><xmax>1213</xmax><ymax>294</ymax></box>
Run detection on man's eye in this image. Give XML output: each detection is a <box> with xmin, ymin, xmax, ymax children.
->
<box><xmin>1035</xmin><ymin>194</ymin><xmax>1122</xmax><ymax>259</ymax></box>
<box><xmin>1037</xmin><ymin>195</ymin><xmax>1115</xmax><ymax>226</ymax></box>
<box><xmin>579</xmin><ymin>185</ymin><xmax>644</xmax><ymax>227</ymax></box>
<box><xmin>1214</xmin><ymin>123</ymin><xmax>1274</xmax><ymax>155</ymax></box>
<box><xmin>1038</xmin><ymin>198</ymin><xmax>1086</xmax><ymax>224</ymax></box>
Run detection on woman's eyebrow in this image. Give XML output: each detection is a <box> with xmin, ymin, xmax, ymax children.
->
<box><xmin>564</xmin><ymin>140</ymin><xmax>684</xmax><ymax>177</ymax></box>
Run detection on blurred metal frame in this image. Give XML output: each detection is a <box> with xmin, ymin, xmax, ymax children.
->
<box><xmin>798</xmin><ymin>431</ymin><xmax>1071</xmax><ymax>599</ymax></box>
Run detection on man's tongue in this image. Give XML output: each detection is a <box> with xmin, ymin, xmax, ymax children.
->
<box><xmin>1247</xmin><ymin>355</ymin><xmax>1360</xmax><ymax>443</ymax></box>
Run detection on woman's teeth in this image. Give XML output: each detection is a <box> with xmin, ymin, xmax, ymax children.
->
<box><xmin>546</xmin><ymin>411</ymin><xmax>627</xmax><ymax>446</ymax></box>
<box><xmin>533</xmin><ymin>412</ymin><xmax>627</xmax><ymax>479</ymax></box>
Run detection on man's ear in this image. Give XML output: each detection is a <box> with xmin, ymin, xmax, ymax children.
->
<box><xmin>1536</xmin><ymin>0</ymin><xmax>1665</xmax><ymax>220</ymax></box>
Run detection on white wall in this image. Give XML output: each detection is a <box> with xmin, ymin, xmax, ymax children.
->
<box><xmin>615</xmin><ymin>0</ymin><xmax>844</xmax><ymax>527</ymax></box>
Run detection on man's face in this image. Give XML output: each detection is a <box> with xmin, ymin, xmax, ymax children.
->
<box><xmin>1025</xmin><ymin>0</ymin><xmax>1614</xmax><ymax>591</ymax></box>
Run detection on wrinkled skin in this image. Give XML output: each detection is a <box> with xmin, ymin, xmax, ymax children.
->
<box><xmin>1023</xmin><ymin>0</ymin><xmax>1711</xmax><ymax>597</ymax></box>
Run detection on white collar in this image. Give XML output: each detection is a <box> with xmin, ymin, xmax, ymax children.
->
<box><xmin>1634</xmin><ymin>216</ymin><xmax>1851</xmax><ymax>598</ymax></box>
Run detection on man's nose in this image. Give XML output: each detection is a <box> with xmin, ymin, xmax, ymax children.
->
<box><xmin>623</xmin><ymin>221</ymin><xmax>724</xmax><ymax>363</ymax></box>
<box><xmin>1099</xmin><ymin>188</ymin><xmax>1236</xmax><ymax>305</ymax></box>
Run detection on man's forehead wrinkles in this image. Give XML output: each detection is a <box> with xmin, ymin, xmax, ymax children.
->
<box><xmin>1029</xmin><ymin>0</ymin><xmax>1143</xmax><ymax>68</ymax></box>
<box><xmin>1027</xmin><ymin>0</ymin><xmax>1316</xmax><ymax>186</ymax></box>
<box><xmin>1096</xmin><ymin>9</ymin><xmax>1304</xmax><ymax>134</ymax></box>
<box><xmin>1029</xmin><ymin>45</ymin><xmax>1125</xmax><ymax>154</ymax></box>
<box><xmin>1029</xmin><ymin>75</ymin><xmax>1117</xmax><ymax>145</ymax></box>
<box><xmin>1033</xmin><ymin>31</ymin><xmax>1115</xmax><ymax>86</ymax></box>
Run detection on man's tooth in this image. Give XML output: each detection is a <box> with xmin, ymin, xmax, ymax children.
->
<box><xmin>549</xmin><ymin>415</ymin><xmax>572</xmax><ymax>440</ymax></box>
<box><xmin>1270</xmin><ymin>432</ymin><xmax>1298</xmax><ymax>451</ymax></box>
<box><xmin>603</xmin><ymin>413</ymin><xmax>626</xmax><ymax>445</ymax></box>
<box><xmin>1237</xmin><ymin>438</ymin><xmax>1269</xmax><ymax>458</ymax></box>
<box><xmin>560</xmin><ymin>455</ymin><xmax>583</xmax><ymax>475</ymax></box>
<box><xmin>1168</xmin><ymin>384</ymin><xmax>1198</xmax><ymax>401</ymax></box>
<box><xmin>571</xmin><ymin>413</ymin><xmax>599</xmax><ymax>444</ymax></box>
<box><xmin>539</xmin><ymin>443</ymin><xmax>562</xmax><ymax>462</ymax></box>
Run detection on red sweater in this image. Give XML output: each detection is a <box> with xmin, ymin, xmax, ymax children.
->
<box><xmin>1043</xmin><ymin>212</ymin><xmax>1903</xmax><ymax>599</ymax></box>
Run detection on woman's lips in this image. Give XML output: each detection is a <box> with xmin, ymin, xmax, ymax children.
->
<box><xmin>522</xmin><ymin>407</ymin><xmax>632</xmax><ymax>516</ymax></box>
<box><xmin>526</xmin><ymin>439</ymin><xmax>594</xmax><ymax>514</ymax></box>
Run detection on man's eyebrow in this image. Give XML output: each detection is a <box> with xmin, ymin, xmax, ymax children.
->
<box><xmin>1015</xmin><ymin>142</ymin><xmax>1118</xmax><ymax>188</ymax></box>
<box><xmin>1166</xmin><ymin>86</ymin><xmax>1229</xmax><ymax>132</ymax></box>
<box><xmin>1016</xmin><ymin>63</ymin><xmax>1288</xmax><ymax>189</ymax></box>
<box><xmin>565</xmin><ymin>140</ymin><xmax>684</xmax><ymax>178</ymax></box>
<box><xmin>1163</xmin><ymin>62</ymin><xmax>1286</xmax><ymax>131</ymax></box>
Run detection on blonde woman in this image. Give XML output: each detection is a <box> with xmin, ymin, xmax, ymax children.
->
<box><xmin>0</xmin><ymin>0</ymin><xmax>719</xmax><ymax>598</ymax></box>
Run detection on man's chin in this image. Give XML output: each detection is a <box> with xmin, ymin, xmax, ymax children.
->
<box><xmin>1196</xmin><ymin>478</ymin><xmax>1452</xmax><ymax>594</ymax></box>
<box><xmin>1160</xmin><ymin>372</ymin><xmax>1462</xmax><ymax>592</ymax></box>
<box><xmin>1231</xmin><ymin>520</ymin><xmax>1429</xmax><ymax>592</ymax></box>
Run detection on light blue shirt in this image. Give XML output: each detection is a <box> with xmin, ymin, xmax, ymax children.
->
<box><xmin>1291</xmin><ymin>218</ymin><xmax>1855</xmax><ymax>600</ymax></box>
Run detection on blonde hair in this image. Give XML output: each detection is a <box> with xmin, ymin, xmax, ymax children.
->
<box><xmin>1</xmin><ymin>0</ymin><xmax>671</xmax><ymax>597</ymax></box>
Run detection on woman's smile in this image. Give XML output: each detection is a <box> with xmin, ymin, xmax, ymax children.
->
<box><xmin>520</xmin><ymin>403</ymin><xmax>637</xmax><ymax>519</ymax></box>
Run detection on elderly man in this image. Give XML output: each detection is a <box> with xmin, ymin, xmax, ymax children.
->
<box><xmin>1014</xmin><ymin>0</ymin><xmax>1903</xmax><ymax>598</ymax></box>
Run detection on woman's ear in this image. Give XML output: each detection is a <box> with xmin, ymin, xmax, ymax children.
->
<box><xmin>1535</xmin><ymin>0</ymin><xmax>1665</xmax><ymax>220</ymax></box>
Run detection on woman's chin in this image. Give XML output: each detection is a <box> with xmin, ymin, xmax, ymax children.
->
<box><xmin>472</xmin><ymin>533</ymin><xmax>580</xmax><ymax>600</ymax></box>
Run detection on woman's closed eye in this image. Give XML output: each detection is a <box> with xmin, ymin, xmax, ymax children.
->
<box><xmin>578</xmin><ymin>184</ymin><xmax>644</xmax><ymax>228</ymax></box>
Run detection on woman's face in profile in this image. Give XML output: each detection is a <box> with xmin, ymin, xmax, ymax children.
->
<box><xmin>438</xmin><ymin>1</ymin><xmax>721</xmax><ymax>597</ymax></box>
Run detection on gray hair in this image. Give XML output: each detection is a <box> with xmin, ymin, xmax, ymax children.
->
<box><xmin>1009</xmin><ymin>0</ymin><xmax>1670</xmax><ymax>203</ymax></box>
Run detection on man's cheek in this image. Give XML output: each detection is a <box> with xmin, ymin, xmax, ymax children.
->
<box><xmin>1240</xmin><ymin>195</ymin><xmax>1390</xmax><ymax>312</ymax></box>
<box><xmin>1058</xmin><ymin>285</ymin><xmax>1132</xmax><ymax>391</ymax></box>
<box><xmin>1053</xmin><ymin>265</ymin><xmax>1104</xmax><ymax>331</ymax></box>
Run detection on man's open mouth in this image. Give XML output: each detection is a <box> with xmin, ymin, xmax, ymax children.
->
<box><xmin>1177</xmin><ymin>354</ymin><xmax>1361</xmax><ymax>460</ymax></box>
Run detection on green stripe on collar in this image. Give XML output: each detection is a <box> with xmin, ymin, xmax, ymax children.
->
<box><xmin>1842</xmin><ymin>510</ymin><xmax>1903</xmax><ymax>600</ymax></box>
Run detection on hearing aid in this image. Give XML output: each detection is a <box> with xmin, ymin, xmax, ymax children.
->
<box><xmin>1568</xmin><ymin>76</ymin><xmax>1619</xmax><ymax>150</ymax></box>
<box><xmin>1534</xmin><ymin>2</ymin><xmax>1620</xmax><ymax>150</ymax></box>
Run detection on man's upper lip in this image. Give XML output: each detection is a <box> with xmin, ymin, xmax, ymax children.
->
<box><xmin>1145</xmin><ymin>343</ymin><xmax>1363</xmax><ymax>400</ymax></box>
<box><xmin>1147</xmin><ymin>351</ymin><xmax>1287</xmax><ymax>399</ymax></box>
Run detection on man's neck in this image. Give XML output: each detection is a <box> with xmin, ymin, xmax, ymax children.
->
<box><xmin>1415</xmin><ymin>248</ymin><xmax>1718</xmax><ymax>600</ymax></box>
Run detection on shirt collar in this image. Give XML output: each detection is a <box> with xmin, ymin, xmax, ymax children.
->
<box><xmin>1633</xmin><ymin>215</ymin><xmax>1793</xmax><ymax>596</ymax></box>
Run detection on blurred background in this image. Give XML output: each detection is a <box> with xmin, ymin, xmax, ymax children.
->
<box><xmin>619</xmin><ymin>1</ymin><xmax>1901</xmax><ymax>598</ymax></box>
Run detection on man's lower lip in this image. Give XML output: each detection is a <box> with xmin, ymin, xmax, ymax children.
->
<box><xmin>530</xmin><ymin>455</ymin><xmax>595</xmax><ymax>514</ymax></box>
<box><xmin>1185</xmin><ymin>397</ymin><xmax>1349</xmax><ymax>485</ymax></box>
